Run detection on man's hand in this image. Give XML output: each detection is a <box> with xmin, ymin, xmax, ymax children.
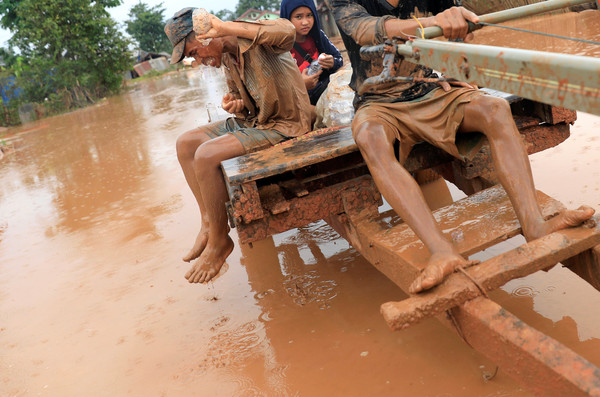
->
<box><xmin>317</xmin><ymin>54</ymin><xmax>334</xmax><ymax>70</ymax></box>
<box><xmin>431</xmin><ymin>7</ymin><xmax>479</xmax><ymax>41</ymax></box>
<box><xmin>195</xmin><ymin>13</ymin><xmax>224</xmax><ymax>40</ymax></box>
<box><xmin>438</xmin><ymin>79</ymin><xmax>478</xmax><ymax>92</ymax></box>
<box><xmin>222</xmin><ymin>93</ymin><xmax>245</xmax><ymax>114</ymax></box>
<box><xmin>302</xmin><ymin>68</ymin><xmax>321</xmax><ymax>90</ymax></box>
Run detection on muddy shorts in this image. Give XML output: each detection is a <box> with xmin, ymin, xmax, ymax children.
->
<box><xmin>203</xmin><ymin>117</ymin><xmax>289</xmax><ymax>154</ymax></box>
<box><xmin>352</xmin><ymin>87</ymin><xmax>485</xmax><ymax>163</ymax></box>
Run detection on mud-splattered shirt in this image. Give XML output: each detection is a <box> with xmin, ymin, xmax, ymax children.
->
<box><xmin>222</xmin><ymin>19</ymin><xmax>312</xmax><ymax>137</ymax></box>
<box><xmin>332</xmin><ymin>0</ymin><xmax>455</xmax><ymax>107</ymax></box>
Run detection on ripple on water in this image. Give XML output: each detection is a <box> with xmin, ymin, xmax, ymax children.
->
<box><xmin>231</xmin><ymin>380</ymin><xmax>267</xmax><ymax>397</ymax></box>
<box><xmin>198</xmin><ymin>320</ymin><xmax>266</xmax><ymax>371</ymax></box>
<box><xmin>283</xmin><ymin>271</ymin><xmax>338</xmax><ymax>308</ymax></box>
<box><xmin>511</xmin><ymin>284</ymin><xmax>557</xmax><ymax>298</ymax></box>
<box><xmin>254</xmin><ymin>289</ymin><xmax>275</xmax><ymax>300</ymax></box>
<box><xmin>511</xmin><ymin>285</ymin><xmax>539</xmax><ymax>297</ymax></box>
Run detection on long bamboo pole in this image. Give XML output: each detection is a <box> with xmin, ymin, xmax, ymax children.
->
<box><xmin>418</xmin><ymin>0</ymin><xmax>594</xmax><ymax>39</ymax></box>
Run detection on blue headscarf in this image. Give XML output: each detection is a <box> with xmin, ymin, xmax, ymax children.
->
<box><xmin>280</xmin><ymin>0</ymin><xmax>322</xmax><ymax>47</ymax></box>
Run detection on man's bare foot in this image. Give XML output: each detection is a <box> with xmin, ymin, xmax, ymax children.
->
<box><xmin>525</xmin><ymin>206</ymin><xmax>595</xmax><ymax>241</ymax></box>
<box><xmin>182</xmin><ymin>227</ymin><xmax>209</xmax><ymax>262</ymax></box>
<box><xmin>185</xmin><ymin>236</ymin><xmax>234</xmax><ymax>283</ymax></box>
<box><xmin>409</xmin><ymin>252</ymin><xmax>479</xmax><ymax>294</ymax></box>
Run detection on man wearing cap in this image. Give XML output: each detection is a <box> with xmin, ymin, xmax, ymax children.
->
<box><xmin>165</xmin><ymin>8</ymin><xmax>312</xmax><ymax>283</ymax></box>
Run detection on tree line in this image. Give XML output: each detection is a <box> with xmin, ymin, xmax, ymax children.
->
<box><xmin>0</xmin><ymin>0</ymin><xmax>277</xmax><ymax>126</ymax></box>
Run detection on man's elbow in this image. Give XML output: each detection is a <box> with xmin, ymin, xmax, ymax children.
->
<box><xmin>280</xmin><ymin>19</ymin><xmax>296</xmax><ymax>40</ymax></box>
<box><xmin>276</xmin><ymin>19</ymin><xmax>297</xmax><ymax>51</ymax></box>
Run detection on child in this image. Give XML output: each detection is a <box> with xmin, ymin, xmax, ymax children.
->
<box><xmin>280</xmin><ymin>0</ymin><xmax>343</xmax><ymax>105</ymax></box>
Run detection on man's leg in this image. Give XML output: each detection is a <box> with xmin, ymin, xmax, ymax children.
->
<box><xmin>185</xmin><ymin>133</ymin><xmax>246</xmax><ymax>283</ymax></box>
<box><xmin>354</xmin><ymin>120</ymin><xmax>478</xmax><ymax>294</ymax></box>
<box><xmin>459</xmin><ymin>95</ymin><xmax>594</xmax><ymax>240</ymax></box>
<box><xmin>176</xmin><ymin>126</ymin><xmax>215</xmax><ymax>262</ymax></box>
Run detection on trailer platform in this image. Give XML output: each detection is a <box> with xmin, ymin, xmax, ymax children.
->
<box><xmin>220</xmin><ymin>95</ymin><xmax>600</xmax><ymax>396</ymax></box>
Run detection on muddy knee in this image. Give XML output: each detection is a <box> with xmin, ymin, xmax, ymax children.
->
<box><xmin>193</xmin><ymin>141</ymin><xmax>223</xmax><ymax>174</ymax></box>
<box><xmin>465</xmin><ymin>95</ymin><xmax>516</xmax><ymax>138</ymax></box>
<box><xmin>353</xmin><ymin>122</ymin><xmax>395</xmax><ymax>164</ymax></box>
<box><xmin>176</xmin><ymin>133</ymin><xmax>197</xmax><ymax>162</ymax></box>
<box><xmin>176</xmin><ymin>127</ymin><xmax>214</xmax><ymax>163</ymax></box>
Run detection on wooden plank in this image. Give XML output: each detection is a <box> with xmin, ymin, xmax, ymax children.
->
<box><xmin>228</xmin><ymin>182</ymin><xmax>264</xmax><ymax>224</ymax></box>
<box><xmin>381</xmin><ymin>215</ymin><xmax>600</xmax><ymax>330</ymax></box>
<box><xmin>564</xmin><ymin>244</ymin><xmax>600</xmax><ymax>291</ymax></box>
<box><xmin>279</xmin><ymin>179</ymin><xmax>309</xmax><ymax>197</ymax></box>
<box><xmin>333</xmin><ymin>185</ymin><xmax>564</xmax><ymax>292</ymax></box>
<box><xmin>221</xmin><ymin>127</ymin><xmax>355</xmax><ymax>185</ymax></box>
<box><xmin>237</xmin><ymin>175</ymin><xmax>381</xmax><ymax>244</ymax></box>
<box><xmin>328</xmin><ymin>185</ymin><xmax>600</xmax><ymax>395</ymax></box>
<box><xmin>450</xmin><ymin>297</ymin><xmax>600</xmax><ymax>397</ymax></box>
<box><xmin>261</xmin><ymin>184</ymin><xmax>290</xmax><ymax>215</ymax></box>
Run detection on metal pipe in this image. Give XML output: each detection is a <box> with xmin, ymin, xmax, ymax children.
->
<box><xmin>417</xmin><ymin>0</ymin><xmax>593</xmax><ymax>39</ymax></box>
<box><xmin>401</xmin><ymin>38</ymin><xmax>600</xmax><ymax>115</ymax></box>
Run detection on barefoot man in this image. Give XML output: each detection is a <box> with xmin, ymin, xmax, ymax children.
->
<box><xmin>165</xmin><ymin>8</ymin><xmax>312</xmax><ymax>283</ymax></box>
<box><xmin>332</xmin><ymin>0</ymin><xmax>595</xmax><ymax>293</ymax></box>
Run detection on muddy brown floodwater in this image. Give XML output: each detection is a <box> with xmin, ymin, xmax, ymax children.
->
<box><xmin>1</xmin><ymin>10</ymin><xmax>600</xmax><ymax>397</ymax></box>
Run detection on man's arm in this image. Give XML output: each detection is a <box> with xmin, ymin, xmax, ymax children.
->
<box><xmin>332</xmin><ymin>0</ymin><xmax>389</xmax><ymax>46</ymax></box>
<box><xmin>197</xmin><ymin>16</ymin><xmax>296</xmax><ymax>53</ymax></box>
<box><xmin>384</xmin><ymin>7</ymin><xmax>479</xmax><ymax>41</ymax></box>
<box><xmin>332</xmin><ymin>0</ymin><xmax>479</xmax><ymax>44</ymax></box>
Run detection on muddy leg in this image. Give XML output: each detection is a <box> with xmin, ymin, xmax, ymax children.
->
<box><xmin>176</xmin><ymin>127</ymin><xmax>214</xmax><ymax>262</ymax></box>
<box><xmin>184</xmin><ymin>134</ymin><xmax>244</xmax><ymax>283</ymax></box>
<box><xmin>354</xmin><ymin>121</ymin><xmax>475</xmax><ymax>294</ymax></box>
<box><xmin>460</xmin><ymin>95</ymin><xmax>594</xmax><ymax>241</ymax></box>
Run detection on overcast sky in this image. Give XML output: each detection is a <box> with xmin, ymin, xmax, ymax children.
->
<box><xmin>0</xmin><ymin>0</ymin><xmax>240</xmax><ymax>48</ymax></box>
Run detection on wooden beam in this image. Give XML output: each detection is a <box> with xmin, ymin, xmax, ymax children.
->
<box><xmin>334</xmin><ymin>185</ymin><xmax>564</xmax><ymax>292</ymax></box>
<box><xmin>381</xmin><ymin>216</ymin><xmax>600</xmax><ymax>330</ymax></box>
<box><xmin>451</xmin><ymin>297</ymin><xmax>600</xmax><ymax>397</ymax></box>
<box><xmin>332</xmin><ymin>185</ymin><xmax>600</xmax><ymax>396</ymax></box>
<box><xmin>564</xmin><ymin>243</ymin><xmax>600</xmax><ymax>291</ymax></box>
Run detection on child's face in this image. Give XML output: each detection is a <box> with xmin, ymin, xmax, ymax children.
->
<box><xmin>289</xmin><ymin>6</ymin><xmax>314</xmax><ymax>37</ymax></box>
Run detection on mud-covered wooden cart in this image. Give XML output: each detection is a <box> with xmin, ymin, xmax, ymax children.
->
<box><xmin>221</xmin><ymin>91</ymin><xmax>600</xmax><ymax>396</ymax></box>
<box><xmin>219</xmin><ymin>1</ymin><xmax>600</xmax><ymax>395</ymax></box>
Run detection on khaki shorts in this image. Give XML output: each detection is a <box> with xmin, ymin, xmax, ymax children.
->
<box><xmin>352</xmin><ymin>87</ymin><xmax>485</xmax><ymax>163</ymax></box>
<box><xmin>203</xmin><ymin>117</ymin><xmax>288</xmax><ymax>154</ymax></box>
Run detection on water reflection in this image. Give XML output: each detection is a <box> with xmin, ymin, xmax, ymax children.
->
<box><xmin>0</xmin><ymin>68</ymin><xmax>228</xmax><ymax>240</ymax></box>
<box><xmin>472</xmin><ymin>10</ymin><xmax>600</xmax><ymax>58</ymax></box>
<box><xmin>0</xmin><ymin>13</ymin><xmax>599</xmax><ymax>395</ymax></box>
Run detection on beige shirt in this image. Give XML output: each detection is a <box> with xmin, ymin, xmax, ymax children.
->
<box><xmin>222</xmin><ymin>19</ymin><xmax>312</xmax><ymax>137</ymax></box>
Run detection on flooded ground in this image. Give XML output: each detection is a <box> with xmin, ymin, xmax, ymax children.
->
<box><xmin>1</xmin><ymin>10</ymin><xmax>599</xmax><ymax>397</ymax></box>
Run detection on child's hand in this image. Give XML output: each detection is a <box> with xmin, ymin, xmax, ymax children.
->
<box><xmin>222</xmin><ymin>93</ymin><xmax>245</xmax><ymax>114</ymax></box>
<box><xmin>301</xmin><ymin>68</ymin><xmax>321</xmax><ymax>90</ymax></box>
<box><xmin>317</xmin><ymin>54</ymin><xmax>334</xmax><ymax>70</ymax></box>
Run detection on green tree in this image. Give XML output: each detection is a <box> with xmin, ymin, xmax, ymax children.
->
<box><xmin>235</xmin><ymin>0</ymin><xmax>281</xmax><ymax>17</ymax></box>
<box><xmin>125</xmin><ymin>2</ymin><xmax>171</xmax><ymax>53</ymax></box>
<box><xmin>0</xmin><ymin>46</ymin><xmax>18</xmax><ymax>69</ymax></box>
<box><xmin>0</xmin><ymin>0</ymin><xmax>22</xmax><ymax>30</ymax></box>
<box><xmin>212</xmin><ymin>9</ymin><xmax>236</xmax><ymax>22</ymax></box>
<box><xmin>0</xmin><ymin>0</ymin><xmax>131</xmax><ymax>110</ymax></box>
